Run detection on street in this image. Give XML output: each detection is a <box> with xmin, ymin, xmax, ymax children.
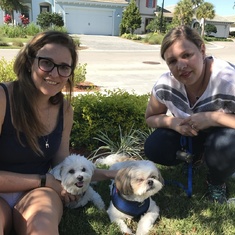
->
<box><xmin>1</xmin><ymin>35</ymin><xmax>234</xmax><ymax>95</ymax></box>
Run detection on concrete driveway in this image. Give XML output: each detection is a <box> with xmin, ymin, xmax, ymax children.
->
<box><xmin>1</xmin><ymin>35</ymin><xmax>235</xmax><ymax>95</ymax></box>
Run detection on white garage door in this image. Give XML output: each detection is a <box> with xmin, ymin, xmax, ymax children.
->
<box><xmin>65</xmin><ymin>7</ymin><xmax>114</xmax><ymax>35</ymax></box>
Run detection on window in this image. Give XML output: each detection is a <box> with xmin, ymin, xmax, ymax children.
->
<box><xmin>40</xmin><ymin>6</ymin><xmax>49</xmax><ymax>13</ymax></box>
<box><xmin>146</xmin><ymin>0</ymin><xmax>156</xmax><ymax>8</ymax></box>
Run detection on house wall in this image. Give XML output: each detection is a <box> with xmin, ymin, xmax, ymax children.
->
<box><xmin>135</xmin><ymin>0</ymin><xmax>157</xmax><ymax>34</ymax></box>
<box><xmin>0</xmin><ymin>0</ymin><xmax>126</xmax><ymax>36</ymax></box>
<box><xmin>206</xmin><ymin>21</ymin><xmax>231</xmax><ymax>38</ymax></box>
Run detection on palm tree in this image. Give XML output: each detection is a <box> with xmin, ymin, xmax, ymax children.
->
<box><xmin>195</xmin><ymin>2</ymin><xmax>215</xmax><ymax>37</ymax></box>
<box><xmin>173</xmin><ymin>0</ymin><xmax>194</xmax><ymax>26</ymax></box>
<box><xmin>191</xmin><ymin>0</ymin><xmax>203</xmax><ymax>7</ymax></box>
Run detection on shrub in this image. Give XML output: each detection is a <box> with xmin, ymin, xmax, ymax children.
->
<box><xmin>36</xmin><ymin>12</ymin><xmax>52</xmax><ymax>29</ymax></box>
<box><xmin>74</xmin><ymin>63</ymin><xmax>87</xmax><ymax>85</ymax></box>
<box><xmin>70</xmin><ymin>90</ymin><xmax>149</xmax><ymax>153</ymax></box>
<box><xmin>37</xmin><ymin>12</ymin><xmax>64</xmax><ymax>29</ymax></box>
<box><xmin>0</xmin><ymin>58</ymin><xmax>16</xmax><ymax>82</ymax></box>
<box><xmin>1</xmin><ymin>25</ymin><xmax>27</xmax><ymax>38</ymax></box>
<box><xmin>25</xmin><ymin>22</ymin><xmax>41</xmax><ymax>36</ymax></box>
<box><xmin>121</xmin><ymin>33</ymin><xmax>141</xmax><ymax>40</ymax></box>
<box><xmin>143</xmin><ymin>33</ymin><xmax>164</xmax><ymax>45</ymax></box>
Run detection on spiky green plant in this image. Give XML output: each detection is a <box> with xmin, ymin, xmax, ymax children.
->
<box><xmin>89</xmin><ymin>125</ymin><xmax>150</xmax><ymax>161</ymax></box>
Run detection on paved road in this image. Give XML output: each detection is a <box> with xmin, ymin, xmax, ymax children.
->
<box><xmin>1</xmin><ymin>35</ymin><xmax>234</xmax><ymax>95</ymax></box>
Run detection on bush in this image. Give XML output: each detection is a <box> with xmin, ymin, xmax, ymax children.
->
<box><xmin>143</xmin><ymin>33</ymin><xmax>164</xmax><ymax>45</ymax></box>
<box><xmin>37</xmin><ymin>12</ymin><xmax>64</xmax><ymax>29</ymax></box>
<box><xmin>229</xmin><ymin>31</ymin><xmax>235</xmax><ymax>37</ymax></box>
<box><xmin>0</xmin><ymin>58</ymin><xmax>16</xmax><ymax>82</ymax></box>
<box><xmin>74</xmin><ymin>63</ymin><xmax>87</xmax><ymax>85</ymax></box>
<box><xmin>70</xmin><ymin>90</ymin><xmax>149</xmax><ymax>153</ymax></box>
<box><xmin>121</xmin><ymin>33</ymin><xmax>141</xmax><ymax>40</ymax></box>
<box><xmin>25</xmin><ymin>22</ymin><xmax>41</xmax><ymax>36</ymax></box>
<box><xmin>1</xmin><ymin>25</ymin><xmax>27</xmax><ymax>38</ymax></box>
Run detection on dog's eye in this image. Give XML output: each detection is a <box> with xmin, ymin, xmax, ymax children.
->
<box><xmin>68</xmin><ymin>169</ymin><xmax>75</xmax><ymax>174</ymax></box>
<box><xmin>151</xmin><ymin>175</ymin><xmax>157</xmax><ymax>179</ymax></box>
<box><xmin>82</xmin><ymin>167</ymin><xmax>86</xmax><ymax>172</ymax></box>
<box><xmin>137</xmin><ymin>178</ymin><xmax>144</xmax><ymax>182</ymax></box>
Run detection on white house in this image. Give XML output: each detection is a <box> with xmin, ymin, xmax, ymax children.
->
<box><xmin>134</xmin><ymin>0</ymin><xmax>158</xmax><ymax>34</ymax></box>
<box><xmin>0</xmin><ymin>0</ymin><xmax>128</xmax><ymax>36</ymax></box>
<box><xmin>161</xmin><ymin>5</ymin><xmax>234</xmax><ymax>38</ymax></box>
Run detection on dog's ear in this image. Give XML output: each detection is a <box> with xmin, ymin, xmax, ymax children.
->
<box><xmin>115</xmin><ymin>167</ymin><xmax>133</xmax><ymax>195</ymax></box>
<box><xmin>50</xmin><ymin>164</ymin><xmax>63</xmax><ymax>180</ymax></box>
<box><xmin>157</xmin><ymin>168</ymin><xmax>164</xmax><ymax>186</ymax></box>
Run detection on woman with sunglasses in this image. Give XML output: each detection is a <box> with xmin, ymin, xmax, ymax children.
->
<box><xmin>0</xmin><ymin>31</ymin><xmax>115</xmax><ymax>235</ymax></box>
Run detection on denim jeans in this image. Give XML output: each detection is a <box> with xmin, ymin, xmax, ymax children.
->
<box><xmin>144</xmin><ymin>127</ymin><xmax>235</xmax><ymax>185</ymax></box>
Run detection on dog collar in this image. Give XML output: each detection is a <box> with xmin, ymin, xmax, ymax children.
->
<box><xmin>111</xmin><ymin>184</ymin><xmax>150</xmax><ymax>217</ymax></box>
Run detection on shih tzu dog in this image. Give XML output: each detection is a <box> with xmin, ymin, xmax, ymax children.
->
<box><xmin>50</xmin><ymin>154</ymin><xmax>105</xmax><ymax>210</ymax></box>
<box><xmin>97</xmin><ymin>154</ymin><xmax>164</xmax><ymax>235</ymax></box>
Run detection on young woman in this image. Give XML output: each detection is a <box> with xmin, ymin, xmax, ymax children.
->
<box><xmin>0</xmin><ymin>31</ymin><xmax>115</xmax><ymax>235</ymax></box>
<box><xmin>144</xmin><ymin>25</ymin><xmax>235</xmax><ymax>204</ymax></box>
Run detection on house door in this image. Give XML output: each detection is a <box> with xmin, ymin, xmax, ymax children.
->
<box><xmin>65</xmin><ymin>7</ymin><xmax>114</xmax><ymax>36</ymax></box>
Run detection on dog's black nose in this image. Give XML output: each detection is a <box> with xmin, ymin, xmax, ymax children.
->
<box><xmin>77</xmin><ymin>176</ymin><xmax>83</xmax><ymax>181</ymax></box>
<box><xmin>148</xmin><ymin>180</ymin><xmax>153</xmax><ymax>186</ymax></box>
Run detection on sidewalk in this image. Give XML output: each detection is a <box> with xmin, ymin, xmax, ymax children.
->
<box><xmin>1</xmin><ymin>35</ymin><xmax>234</xmax><ymax>95</ymax></box>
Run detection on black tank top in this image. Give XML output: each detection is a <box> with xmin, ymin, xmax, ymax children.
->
<box><xmin>0</xmin><ymin>83</ymin><xmax>63</xmax><ymax>174</ymax></box>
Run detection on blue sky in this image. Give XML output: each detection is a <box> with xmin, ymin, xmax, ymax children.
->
<box><xmin>161</xmin><ymin>0</ymin><xmax>235</xmax><ymax>16</ymax></box>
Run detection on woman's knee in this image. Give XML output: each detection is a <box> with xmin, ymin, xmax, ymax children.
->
<box><xmin>0</xmin><ymin>198</ymin><xmax>12</xmax><ymax>235</ymax></box>
<box><xmin>144</xmin><ymin>128</ymin><xmax>181</xmax><ymax>164</ymax></box>
<box><xmin>13</xmin><ymin>188</ymin><xmax>63</xmax><ymax>235</ymax></box>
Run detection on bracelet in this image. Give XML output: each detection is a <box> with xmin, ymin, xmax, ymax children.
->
<box><xmin>39</xmin><ymin>174</ymin><xmax>47</xmax><ymax>187</ymax></box>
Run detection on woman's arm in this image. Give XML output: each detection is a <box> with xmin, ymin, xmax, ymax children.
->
<box><xmin>0</xmin><ymin>171</ymin><xmax>63</xmax><ymax>196</ymax></box>
<box><xmin>180</xmin><ymin>111</ymin><xmax>235</xmax><ymax>130</ymax></box>
<box><xmin>92</xmin><ymin>169</ymin><xmax>117</xmax><ymax>181</ymax></box>
<box><xmin>145</xmin><ymin>93</ymin><xmax>183</xmax><ymax>129</ymax></box>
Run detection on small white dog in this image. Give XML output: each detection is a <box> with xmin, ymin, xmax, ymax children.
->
<box><xmin>50</xmin><ymin>154</ymin><xmax>105</xmax><ymax>210</ymax></box>
<box><xmin>97</xmin><ymin>154</ymin><xmax>164</xmax><ymax>235</ymax></box>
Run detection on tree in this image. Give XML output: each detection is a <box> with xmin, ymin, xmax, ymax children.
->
<box><xmin>146</xmin><ymin>13</ymin><xmax>166</xmax><ymax>33</ymax></box>
<box><xmin>191</xmin><ymin>0</ymin><xmax>203</xmax><ymax>7</ymax></box>
<box><xmin>0</xmin><ymin>0</ymin><xmax>27</xmax><ymax>24</ymax></box>
<box><xmin>120</xmin><ymin>0</ymin><xmax>142</xmax><ymax>35</ymax></box>
<box><xmin>173</xmin><ymin>0</ymin><xmax>194</xmax><ymax>26</ymax></box>
<box><xmin>195</xmin><ymin>2</ymin><xmax>215</xmax><ymax>37</ymax></box>
<box><xmin>205</xmin><ymin>23</ymin><xmax>217</xmax><ymax>36</ymax></box>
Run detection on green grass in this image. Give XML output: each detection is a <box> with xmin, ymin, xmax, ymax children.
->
<box><xmin>59</xmin><ymin>164</ymin><xmax>235</xmax><ymax>235</ymax></box>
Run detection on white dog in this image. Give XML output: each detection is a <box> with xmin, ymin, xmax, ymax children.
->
<box><xmin>97</xmin><ymin>154</ymin><xmax>164</xmax><ymax>235</ymax></box>
<box><xmin>50</xmin><ymin>154</ymin><xmax>105</xmax><ymax>210</ymax></box>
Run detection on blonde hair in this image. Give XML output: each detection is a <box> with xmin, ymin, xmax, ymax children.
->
<box><xmin>12</xmin><ymin>31</ymin><xmax>78</xmax><ymax>156</ymax></box>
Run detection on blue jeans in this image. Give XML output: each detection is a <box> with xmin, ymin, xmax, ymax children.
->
<box><xmin>144</xmin><ymin>127</ymin><xmax>235</xmax><ymax>185</ymax></box>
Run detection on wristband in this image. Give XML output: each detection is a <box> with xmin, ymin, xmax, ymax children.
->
<box><xmin>39</xmin><ymin>174</ymin><xmax>46</xmax><ymax>187</ymax></box>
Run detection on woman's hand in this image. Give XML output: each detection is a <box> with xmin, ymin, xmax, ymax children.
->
<box><xmin>170</xmin><ymin>117</ymin><xmax>199</xmax><ymax>136</ymax></box>
<box><xmin>46</xmin><ymin>173</ymin><xmax>80</xmax><ymax>204</ymax></box>
<box><xmin>179</xmin><ymin>112</ymin><xmax>213</xmax><ymax>131</ymax></box>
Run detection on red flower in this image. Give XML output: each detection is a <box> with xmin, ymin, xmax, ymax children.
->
<box><xmin>4</xmin><ymin>14</ymin><xmax>12</xmax><ymax>24</ymax></box>
<box><xmin>19</xmin><ymin>14</ymin><xmax>30</xmax><ymax>25</ymax></box>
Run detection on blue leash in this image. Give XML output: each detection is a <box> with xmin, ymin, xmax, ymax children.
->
<box><xmin>165</xmin><ymin>136</ymin><xmax>193</xmax><ymax>198</ymax></box>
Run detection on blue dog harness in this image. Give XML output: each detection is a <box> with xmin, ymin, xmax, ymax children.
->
<box><xmin>111</xmin><ymin>184</ymin><xmax>150</xmax><ymax>217</ymax></box>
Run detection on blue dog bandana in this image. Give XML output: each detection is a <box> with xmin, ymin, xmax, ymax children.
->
<box><xmin>111</xmin><ymin>184</ymin><xmax>150</xmax><ymax>217</ymax></box>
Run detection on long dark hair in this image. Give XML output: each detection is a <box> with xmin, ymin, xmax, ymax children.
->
<box><xmin>12</xmin><ymin>30</ymin><xmax>78</xmax><ymax>156</ymax></box>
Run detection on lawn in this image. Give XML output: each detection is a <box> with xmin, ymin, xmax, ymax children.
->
<box><xmin>59</xmin><ymin>163</ymin><xmax>235</xmax><ymax>235</ymax></box>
